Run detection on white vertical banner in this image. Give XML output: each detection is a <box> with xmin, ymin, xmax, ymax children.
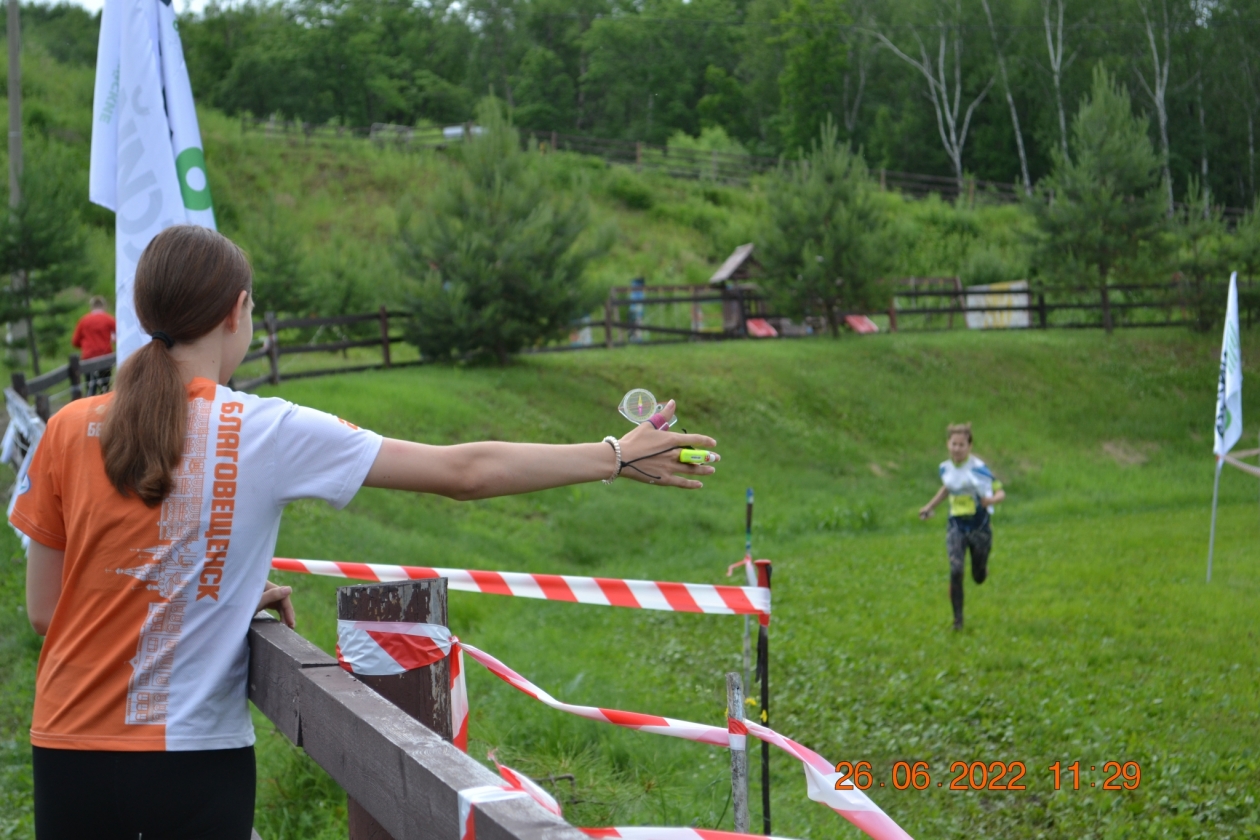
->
<box><xmin>1207</xmin><ymin>272</ymin><xmax>1243</xmax><ymax>582</ymax></box>
<box><xmin>1214</xmin><ymin>273</ymin><xmax>1243</xmax><ymax>458</ymax></box>
<box><xmin>89</xmin><ymin>0</ymin><xmax>215</xmax><ymax>364</ymax></box>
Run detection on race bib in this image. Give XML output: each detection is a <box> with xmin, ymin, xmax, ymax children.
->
<box><xmin>949</xmin><ymin>494</ymin><xmax>977</xmax><ymax>517</ymax></box>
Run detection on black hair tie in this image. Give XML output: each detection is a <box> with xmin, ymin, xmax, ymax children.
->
<box><xmin>150</xmin><ymin>331</ymin><xmax>174</xmax><ymax>349</ymax></box>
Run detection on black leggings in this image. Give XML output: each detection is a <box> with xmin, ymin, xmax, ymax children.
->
<box><xmin>33</xmin><ymin>745</ymin><xmax>255</xmax><ymax>840</ymax></box>
<box><xmin>946</xmin><ymin>520</ymin><xmax>992</xmax><ymax>625</ymax></box>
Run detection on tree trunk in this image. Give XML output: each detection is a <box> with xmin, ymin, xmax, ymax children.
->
<box><xmin>1043</xmin><ymin>0</ymin><xmax>1071</xmax><ymax>161</ymax></box>
<box><xmin>981</xmin><ymin>0</ymin><xmax>1032</xmax><ymax>194</ymax></box>
<box><xmin>24</xmin><ymin>309</ymin><xmax>39</xmax><ymax>375</ymax></box>
<box><xmin>1137</xmin><ymin>1</ymin><xmax>1175</xmax><ymax>215</ymax></box>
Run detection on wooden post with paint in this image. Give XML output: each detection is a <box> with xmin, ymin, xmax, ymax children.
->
<box><xmin>338</xmin><ymin>578</ymin><xmax>452</xmax><ymax>840</ymax></box>
<box><xmin>726</xmin><ymin>672</ymin><xmax>749</xmax><ymax>834</ymax></box>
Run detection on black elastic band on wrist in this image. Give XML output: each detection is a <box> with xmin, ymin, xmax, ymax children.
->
<box><xmin>151</xmin><ymin>331</ymin><xmax>174</xmax><ymax>349</ymax></box>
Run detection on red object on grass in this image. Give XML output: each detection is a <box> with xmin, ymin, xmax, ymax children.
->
<box><xmin>745</xmin><ymin>318</ymin><xmax>778</xmax><ymax>338</ymax></box>
<box><xmin>844</xmin><ymin>315</ymin><xmax>879</xmax><ymax>334</ymax></box>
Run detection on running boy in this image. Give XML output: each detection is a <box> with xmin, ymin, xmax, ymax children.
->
<box><xmin>918</xmin><ymin>423</ymin><xmax>1005</xmax><ymax>630</ymax></box>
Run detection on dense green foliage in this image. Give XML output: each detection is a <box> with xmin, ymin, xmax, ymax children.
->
<box><xmin>1030</xmin><ymin>65</ymin><xmax>1168</xmax><ymax>329</ymax></box>
<box><xmin>0</xmin><ymin>143</ymin><xmax>92</xmax><ymax>371</ymax></box>
<box><xmin>761</xmin><ymin>120</ymin><xmax>888</xmax><ymax>332</ymax></box>
<box><xmin>38</xmin><ymin>0</ymin><xmax>1254</xmax><ymax>209</ymax></box>
<box><xmin>400</xmin><ymin>102</ymin><xmax>609</xmax><ymax>361</ymax></box>
<box><xmin>5</xmin><ymin>328</ymin><xmax>1260</xmax><ymax>838</ymax></box>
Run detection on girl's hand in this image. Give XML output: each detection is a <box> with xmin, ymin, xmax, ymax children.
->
<box><xmin>257</xmin><ymin>580</ymin><xmax>296</xmax><ymax>629</ymax></box>
<box><xmin>617</xmin><ymin>399</ymin><xmax>719</xmax><ymax>489</ymax></box>
<box><xmin>918</xmin><ymin>505</ymin><xmax>935</xmax><ymax>520</ymax></box>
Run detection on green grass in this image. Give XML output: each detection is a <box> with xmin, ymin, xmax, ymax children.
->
<box><xmin>3</xmin><ymin>328</ymin><xmax>1260</xmax><ymax>839</ymax></box>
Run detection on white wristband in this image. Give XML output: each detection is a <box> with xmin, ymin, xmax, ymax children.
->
<box><xmin>602</xmin><ymin>436</ymin><xmax>622</xmax><ymax>484</ymax></box>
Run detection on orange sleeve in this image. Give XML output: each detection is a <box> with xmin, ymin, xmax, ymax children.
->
<box><xmin>10</xmin><ymin>422</ymin><xmax>67</xmax><ymax>550</ymax></box>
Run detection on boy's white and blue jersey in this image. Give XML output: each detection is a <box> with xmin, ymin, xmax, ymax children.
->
<box><xmin>939</xmin><ymin>456</ymin><xmax>999</xmax><ymax>530</ymax></box>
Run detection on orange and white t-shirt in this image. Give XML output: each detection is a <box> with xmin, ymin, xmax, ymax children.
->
<box><xmin>10</xmin><ymin>377</ymin><xmax>383</xmax><ymax>751</ymax></box>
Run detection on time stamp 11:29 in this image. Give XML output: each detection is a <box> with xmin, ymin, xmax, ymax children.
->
<box><xmin>832</xmin><ymin>761</ymin><xmax>1143</xmax><ymax>792</ymax></box>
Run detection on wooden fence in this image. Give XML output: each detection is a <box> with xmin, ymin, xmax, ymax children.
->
<box><xmin>7</xmin><ymin>307</ymin><xmax>415</xmax><ymax>417</ymax></box>
<box><xmin>249</xmin><ymin>117</ymin><xmax>1249</xmax><ymax>215</ymax></box>
<box><xmin>253</xmin><ymin>577</ymin><xmax>580</xmax><ymax>840</ymax></box>
<box><xmin>0</xmin><ymin>279</ymin><xmax>1221</xmax><ymax>422</ymax></box>
<box><xmin>889</xmin><ymin>281</ymin><xmax>1201</xmax><ymax>331</ymax></box>
<box><xmin>232</xmin><ymin>306</ymin><xmax>415</xmax><ymax>391</ymax></box>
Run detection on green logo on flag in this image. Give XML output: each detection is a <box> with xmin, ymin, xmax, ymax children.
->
<box><xmin>175</xmin><ymin>147</ymin><xmax>213</xmax><ymax>211</ymax></box>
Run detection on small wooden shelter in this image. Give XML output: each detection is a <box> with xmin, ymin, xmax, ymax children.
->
<box><xmin>709</xmin><ymin>243</ymin><xmax>764</xmax><ymax>334</ymax></box>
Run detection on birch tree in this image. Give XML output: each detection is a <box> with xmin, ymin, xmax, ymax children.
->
<box><xmin>1134</xmin><ymin>0</ymin><xmax>1177</xmax><ymax>213</ymax></box>
<box><xmin>980</xmin><ymin>0</ymin><xmax>1032</xmax><ymax>193</ymax></box>
<box><xmin>872</xmin><ymin>0</ymin><xmax>996</xmax><ymax>188</ymax></box>
<box><xmin>1041</xmin><ymin>0</ymin><xmax>1078</xmax><ymax>161</ymax></box>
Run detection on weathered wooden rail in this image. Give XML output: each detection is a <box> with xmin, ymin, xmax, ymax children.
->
<box><xmin>249</xmin><ymin>577</ymin><xmax>583</xmax><ymax>840</ymax></box>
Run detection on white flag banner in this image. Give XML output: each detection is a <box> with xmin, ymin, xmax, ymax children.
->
<box><xmin>89</xmin><ymin>0</ymin><xmax>215</xmax><ymax>363</ymax></box>
<box><xmin>1214</xmin><ymin>273</ymin><xmax>1243</xmax><ymax>457</ymax></box>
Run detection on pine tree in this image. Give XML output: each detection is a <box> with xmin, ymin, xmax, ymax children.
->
<box><xmin>0</xmin><ymin>146</ymin><xmax>92</xmax><ymax>374</ymax></box>
<box><xmin>760</xmin><ymin>118</ymin><xmax>889</xmax><ymax>336</ymax></box>
<box><xmin>1031</xmin><ymin>64</ymin><xmax>1168</xmax><ymax>332</ymax></box>
<box><xmin>399</xmin><ymin>100</ymin><xmax>608</xmax><ymax>364</ymax></box>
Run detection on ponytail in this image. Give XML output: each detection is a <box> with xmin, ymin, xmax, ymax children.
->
<box><xmin>101</xmin><ymin>226</ymin><xmax>252</xmax><ymax>505</ymax></box>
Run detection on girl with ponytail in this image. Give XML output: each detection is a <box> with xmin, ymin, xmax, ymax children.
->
<box><xmin>16</xmin><ymin>225</ymin><xmax>720</xmax><ymax>839</ymax></box>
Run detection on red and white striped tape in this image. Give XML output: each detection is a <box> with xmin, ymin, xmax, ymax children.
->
<box><xmin>457</xmin><ymin>785</ymin><xmax>530</xmax><ymax>840</ymax></box>
<box><xmin>335</xmin><ymin>620</ymin><xmax>469</xmax><ymax>751</ymax></box>
<box><xmin>337</xmin><ymin>623</ymin><xmax>913</xmax><ymax>840</ymax></box>
<box><xmin>583</xmin><ymin>830</ymin><xmax>797</xmax><ymax>840</ymax></box>
<box><xmin>744</xmin><ymin>721</ymin><xmax>912</xmax><ymax>840</ymax></box>
<box><xmin>275</xmin><ymin>558</ymin><xmax>770</xmax><ymax>620</ymax></box>
<box><xmin>491</xmin><ymin>755</ymin><xmax>563</xmax><ymax>817</ymax></box>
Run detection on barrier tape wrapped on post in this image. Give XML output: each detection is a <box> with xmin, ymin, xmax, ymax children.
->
<box><xmin>457</xmin><ymin>785</ymin><xmax>530</xmax><ymax>840</ymax></box>
<box><xmin>337</xmin><ymin>622</ymin><xmax>914</xmax><ymax>840</ymax></box>
<box><xmin>276</xmin><ymin>557</ymin><xmax>770</xmax><ymax>620</ymax></box>
<box><xmin>583</xmin><ymin>830</ymin><xmax>799</xmax><ymax>840</ymax></box>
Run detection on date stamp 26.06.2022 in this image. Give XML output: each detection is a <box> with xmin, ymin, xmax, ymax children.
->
<box><xmin>832</xmin><ymin>760</ymin><xmax>1142</xmax><ymax>792</ymax></box>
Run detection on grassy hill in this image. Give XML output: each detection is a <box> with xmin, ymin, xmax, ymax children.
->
<box><xmin>9</xmin><ymin>37</ymin><xmax>1039</xmax><ymax>373</ymax></box>
<box><xmin>3</xmin><ymin>328</ymin><xmax>1259</xmax><ymax>839</ymax></box>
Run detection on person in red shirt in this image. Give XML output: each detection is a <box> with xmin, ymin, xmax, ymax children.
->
<box><xmin>71</xmin><ymin>296</ymin><xmax>116</xmax><ymax>394</ymax></box>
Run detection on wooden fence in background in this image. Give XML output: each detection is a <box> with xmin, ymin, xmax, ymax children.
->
<box><xmin>243</xmin><ymin>117</ymin><xmax>1244</xmax><ymax>214</ymax></box>
<box><xmin>2</xmin><ymin>279</ymin><xmax>1218</xmax><ymax>420</ymax></box>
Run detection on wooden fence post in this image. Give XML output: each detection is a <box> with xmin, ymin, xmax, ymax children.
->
<box><xmin>1038</xmin><ymin>293</ymin><xmax>1048</xmax><ymax>329</ymax></box>
<box><xmin>338</xmin><ymin>579</ymin><xmax>452</xmax><ymax>840</ymax></box>
<box><xmin>605</xmin><ymin>299</ymin><xmax>614</xmax><ymax>349</ymax></box>
<box><xmin>67</xmin><ymin>354</ymin><xmax>81</xmax><ymax>401</ymax></box>
<box><xmin>34</xmin><ymin>394</ymin><xmax>49</xmax><ymax>423</ymax></box>
<box><xmin>887</xmin><ymin>303</ymin><xmax>898</xmax><ymax>333</ymax></box>
<box><xmin>11</xmin><ymin>371</ymin><xmax>27</xmax><ymax>399</ymax></box>
<box><xmin>726</xmin><ymin>673</ymin><xmax>749</xmax><ymax>834</ymax></box>
<box><xmin>265</xmin><ymin>311</ymin><xmax>280</xmax><ymax>385</ymax></box>
<box><xmin>379</xmin><ymin>306</ymin><xmax>392</xmax><ymax>369</ymax></box>
<box><xmin>1100</xmin><ymin>285</ymin><xmax>1113</xmax><ymax>332</ymax></box>
<box><xmin>636</xmin><ymin>141</ymin><xmax>643</xmax><ymax>171</ymax></box>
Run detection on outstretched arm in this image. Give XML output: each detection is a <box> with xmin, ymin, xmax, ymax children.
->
<box><xmin>919</xmin><ymin>486</ymin><xmax>948</xmax><ymax>520</ymax></box>
<box><xmin>363</xmin><ymin>399</ymin><xmax>719</xmax><ymax>500</ymax></box>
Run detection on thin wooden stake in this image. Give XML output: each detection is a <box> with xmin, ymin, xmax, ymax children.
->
<box><xmin>726</xmin><ymin>672</ymin><xmax>748</xmax><ymax>834</ymax></box>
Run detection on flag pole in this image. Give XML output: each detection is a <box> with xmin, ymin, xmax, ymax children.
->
<box><xmin>742</xmin><ymin>488</ymin><xmax>754</xmax><ymax>697</ymax></box>
<box><xmin>1208</xmin><ymin>456</ymin><xmax>1224</xmax><ymax>582</ymax></box>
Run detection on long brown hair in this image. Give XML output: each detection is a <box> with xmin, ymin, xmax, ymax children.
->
<box><xmin>100</xmin><ymin>226</ymin><xmax>252</xmax><ymax>505</ymax></box>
